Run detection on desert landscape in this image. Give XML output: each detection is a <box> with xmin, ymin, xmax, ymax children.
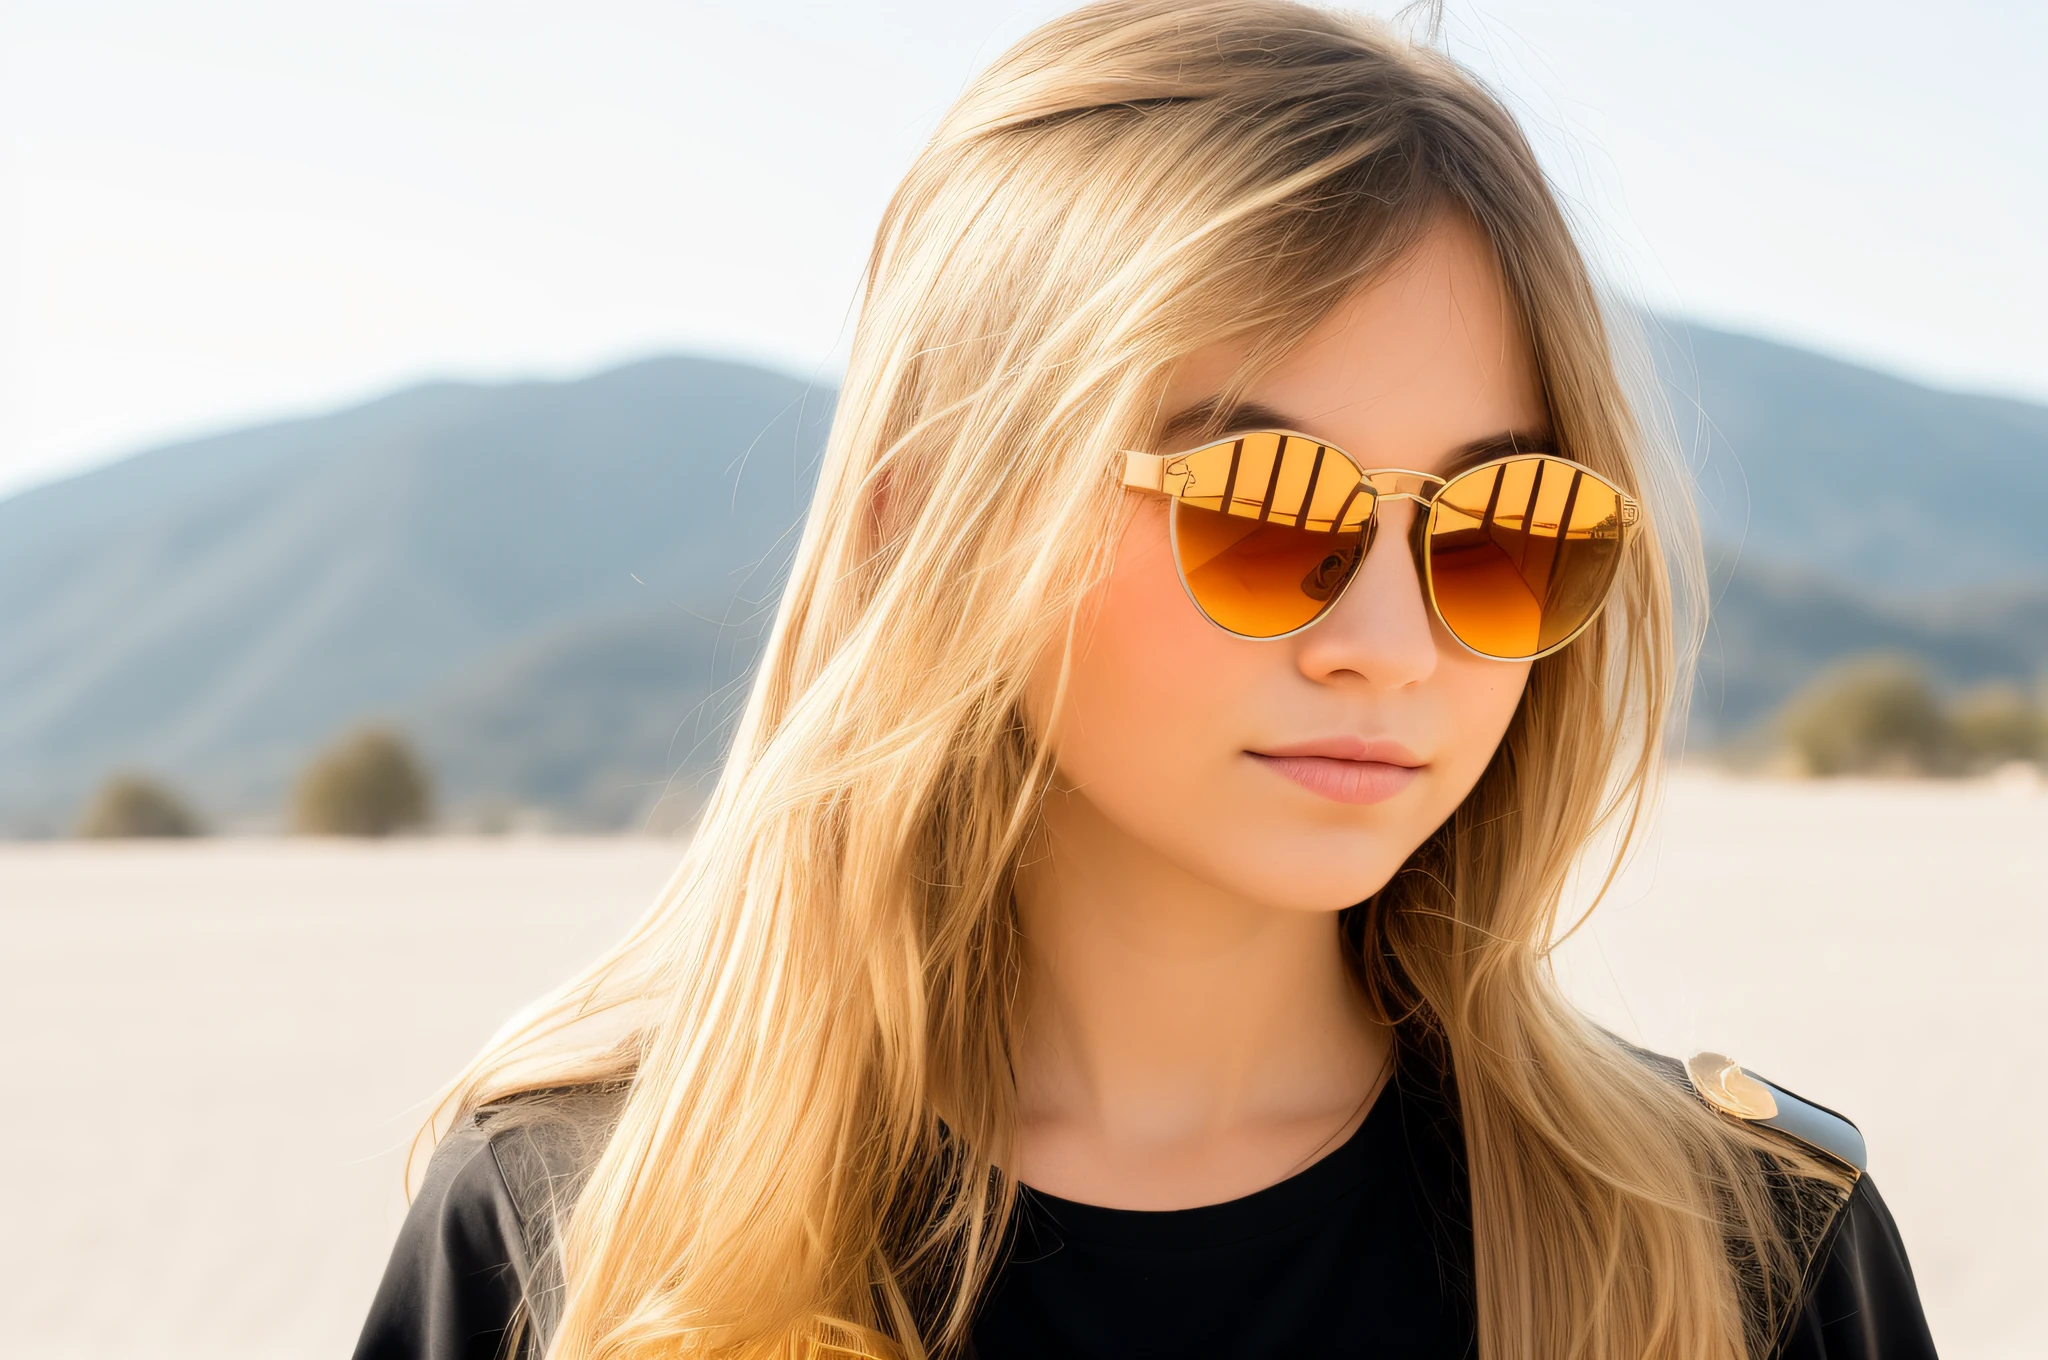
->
<box><xmin>6</xmin><ymin>9</ymin><xmax>2041</xmax><ymax>1357</ymax></box>
<box><xmin>2</xmin><ymin>769</ymin><xmax>2038</xmax><ymax>1358</ymax></box>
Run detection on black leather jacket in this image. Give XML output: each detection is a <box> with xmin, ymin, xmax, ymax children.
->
<box><xmin>354</xmin><ymin>1051</ymin><xmax>1936</xmax><ymax>1359</ymax></box>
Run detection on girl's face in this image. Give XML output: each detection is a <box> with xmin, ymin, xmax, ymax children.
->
<box><xmin>1041</xmin><ymin>213</ymin><xmax>1547</xmax><ymax>912</ymax></box>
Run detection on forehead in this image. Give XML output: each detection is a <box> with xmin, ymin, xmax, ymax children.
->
<box><xmin>1160</xmin><ymin>212</ymin><xmax>1547</xmax><ymax>475</ymax></box>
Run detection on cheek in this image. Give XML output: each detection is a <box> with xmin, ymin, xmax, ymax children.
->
<box><xmin>1426</xmin><ymin>645</ymin><xmax>1532</xmax><ymax>788</ymax></box>
<box><xmin>1051</xmin><ymin>504</ymin><xmax>1257</xmax><ymax>796</ymax></box>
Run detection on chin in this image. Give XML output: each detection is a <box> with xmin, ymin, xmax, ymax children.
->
<box><xmin>1216</xmin><ymin>784</ymin><xmax>1441</xmax><ymax>912</ymax></box>
<box><xmin>1201</xmin><ymin>826</ymin><xmax>1413</xmax><ymax>914</ymax></box>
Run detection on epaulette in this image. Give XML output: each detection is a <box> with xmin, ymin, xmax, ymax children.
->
<box><xmin>1684</xmin><ymin>1052</ymin><xmax>1866</xmax><ymax>1176</ymax></box>
<box><xmin>473</xmin><ymin>1083</ymin><xmax>631</xmax><ymax>1356</ymax></box>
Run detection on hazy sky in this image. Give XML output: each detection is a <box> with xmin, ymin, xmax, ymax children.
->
<box><xmin>2</xmin><ymin>0</ymin><xmax>2042</xmax><ymax>498</ymax></box>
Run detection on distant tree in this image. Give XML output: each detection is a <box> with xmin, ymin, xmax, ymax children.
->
<box><xmin>77</xmin><ymin>774</ymin><xmax>204</xmax><ymax>838</ymax></box>
<box><xmin>1952</xmin><ymin>682</ymin><xmax>2046</xmax><ymax>767</ymax></box>
<box><xmin>1779</xmin><ymin>655</ymin><xmax>1957</xmax><ymax>776</ymax></box>
<box><xmin>294</xmin><ymin>727</ymin><xmax>433</xmax><ymax>836</ymax></box>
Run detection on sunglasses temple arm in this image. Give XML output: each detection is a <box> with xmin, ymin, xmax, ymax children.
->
<box><xmin>1121</xmin><ymin>451</ymin><xmax>1167</xmax><ymax>493</ymax></box>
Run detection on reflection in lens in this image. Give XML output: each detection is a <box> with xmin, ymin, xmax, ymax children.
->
<box><xmin>1426</xmin><ymin>456</ymin><xmax>1627</xmax><ymax>659</ymax></box>
<box><xmin>1166</xmin><ymin>433</ymin><xmax>1374</xmax><ymax>637</ymax></box>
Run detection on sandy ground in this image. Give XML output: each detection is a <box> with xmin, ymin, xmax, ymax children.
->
<box><xmin>1</xmin><ymin>772</ymin><xmax>2039</xmax><ymax>1358</ymax></box>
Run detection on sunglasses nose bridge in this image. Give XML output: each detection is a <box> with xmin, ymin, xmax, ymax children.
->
<box><xmin>1361</xmin><ymin>469</ymin><xmax>1448</xmax><ymax>501</ymax></box>
<box><xmin>1355</xmin><ymin>473</ymin><xmax>1445</xmax><ymax>548</ymax></box>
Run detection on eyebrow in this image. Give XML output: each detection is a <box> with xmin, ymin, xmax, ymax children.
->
<box><xmin>1158</xmin><ymin>397</ymin><xmax>1558</xmax><ymax>475</ymax></box>
<box><xmin>1158</xmin><ymin>398</ymin><xmax>1299</xmax><ymax>444</ymax></box>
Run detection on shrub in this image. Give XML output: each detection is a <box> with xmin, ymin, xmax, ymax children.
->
<box><xmin>77</xmin><ymin>774</ymin><xmax>204</xmax><ymax>838</ymax></box>
<box><xmin>1952</xmin><ymin>682</ymin><xmax>2046</xmax><ymax>767</ymax></box>
<box><xmin>294</xmin><ymin>727</ymin><xmax>433</xmax><ymax>836</ymax></box>
<box><xmin>1779</xmin><ymin>656</ymin><xmax>1957</xmax><ymax>776</ymax></box>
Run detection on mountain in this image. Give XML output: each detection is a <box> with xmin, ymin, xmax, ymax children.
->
<box><xmin>1654</xmin><ymin>320</ymin><xmax>2048</xmax><ymax>590</ymax></box>
<box><xmin>1</xmin><ymin>326</ymin><xmax>2043</xmax><ymax>833</ymax></box>
<box><xmin>1688</xmin><ymin>563</ymin><xmax>2048</xmax><ymax>743</ymax></box>
<box><xmin>1655</xmin><ymin>319</ymin><xmax>2048</xmax><ymax>737</ymax></box>
<box><xmin>408</xmin><ymin>604</ymin><xmax>768</xmax><ymax>832</ymax></box>
<box><xmin>0</xmin><ymin>356</ymin><xmax>830</xmax><ymax>832</ymax></box>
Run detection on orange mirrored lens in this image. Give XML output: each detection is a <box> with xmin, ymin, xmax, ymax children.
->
<box><xmin>1425</xmin><ymin>456</ymin><xmax>1628</xmax><ymax>659</ymax></box>
<box><xmin>1165</xmin><ymin>433</ymin><xmax>1375</xmax><ymax>638</ymax></box>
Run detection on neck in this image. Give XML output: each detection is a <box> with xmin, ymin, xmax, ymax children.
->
<box><xmin>1010</xmin><ymin>783</ymin><xmax>1391</xmax><ymax>1207</ymax></box>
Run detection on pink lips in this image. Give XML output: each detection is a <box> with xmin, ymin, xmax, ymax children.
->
<box><xmin>1246</xmin><ymin>736</ymin><xmax>1424</xmax><ymax>805</ymax></box>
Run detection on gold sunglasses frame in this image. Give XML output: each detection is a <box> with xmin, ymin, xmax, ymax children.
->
<box><xmin>1120</xmin><ymin>431</ymin><xmax>1643</xmax><ymax>660</ymax></box>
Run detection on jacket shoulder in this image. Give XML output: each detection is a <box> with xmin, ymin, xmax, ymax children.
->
<box><xmin>1616</xmin><ymin>1041</ymin><xmax>1866</xmax><ymax>1174</ymax></box>
<box><xmin>1776</xmin><ymin>1175</ymin><xmax>1939</xmax><ymax>1359</ymax></box>
<box><xmin>352</xmin><ymin>1084</ymin><xmax>627</xmax><ymax>1360</ymax></box>
<box><xmin>470</xmin><ymin>1083</ymin><xmax>631</xmax><ymax>1352</ymax></box>
<box><xmin>473</xmin><ymin>1082</ymin><xmax>630</xmax><ymax>1229</ymax></box>
<box><xmin>1680</xmin><ymin>1051</ymin><xmax>1867</xmax><ymax>1174</ymax></box>
<box><xmin>1620</xmin><ymin>1047</ymin><xmax>1927</xmax><ymax>1356</ymax></box>
<box><xmin>354</xmin><ymin>1116</ymin><xmax>531</xmax><ymax>1358</ymax></box>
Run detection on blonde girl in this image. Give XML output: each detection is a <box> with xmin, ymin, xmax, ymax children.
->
<box><xmin>356</xmin><ymin>3</ymin><xmax>1934</xmax><ymax>1357</ymax></box>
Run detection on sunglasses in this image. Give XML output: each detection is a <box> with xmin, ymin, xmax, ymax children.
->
<box><xmin>1121</xmin><ymin>430</ymin><xmax>1640</xmax><ymax>660</ymax></box>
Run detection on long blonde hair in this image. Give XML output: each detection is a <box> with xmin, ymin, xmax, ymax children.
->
<box><xmin>428</xmin><ymin>4</ymin><xmax>1847</xmax><ymax>1356</ymax></box>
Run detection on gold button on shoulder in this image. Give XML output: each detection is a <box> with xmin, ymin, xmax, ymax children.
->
<box><xmin>1686</xmin><ymin>1051</ymin><xmax>1780</xmax><ymax>1121</ymax></box>
<box><xmin>1672</xmin><ymin>1048</ymin><xmax>1868</xmax><ymax>1176</ymax></box>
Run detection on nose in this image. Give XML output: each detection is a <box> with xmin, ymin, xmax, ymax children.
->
<box><xmin>1293</xmin><ymin>500</ymin><xmax>1438</xmax><ymax>689</ymax></box>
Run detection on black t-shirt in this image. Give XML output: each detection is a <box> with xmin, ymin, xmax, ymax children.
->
<box><xmin>353</xmin><ymin>1055</ymin><xmax>1937</xmax><ymax>1360</ymax></box>
<box><xmin>972</xmin><ymin>1054</ymin><xmax>1476</xmax><ymax>1357</ymax></box>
